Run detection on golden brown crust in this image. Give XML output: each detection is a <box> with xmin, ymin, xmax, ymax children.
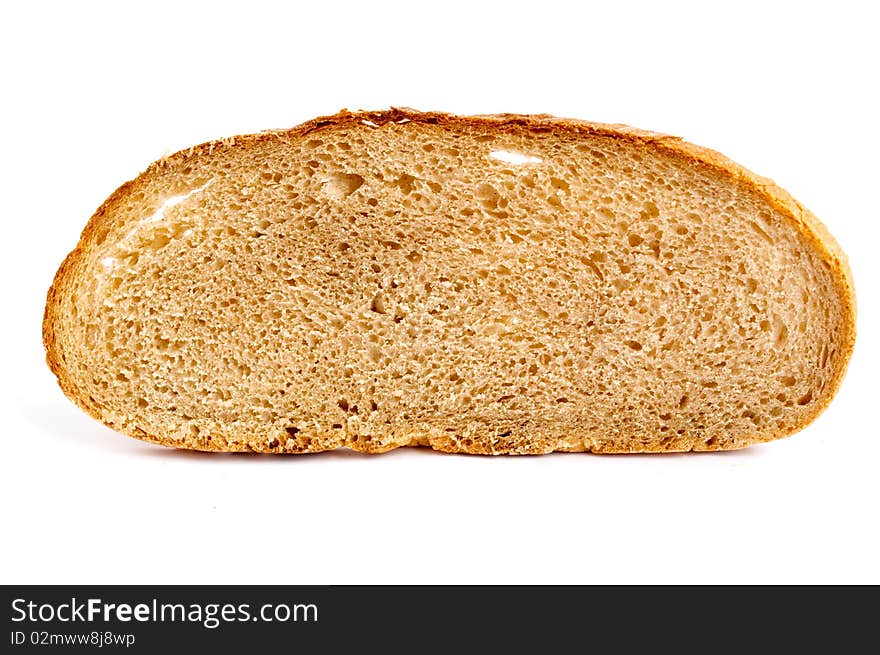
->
<box><xmin>43</xmin><ymin>108</ymin><xmax>856</xmax><ymax>454</ymax></box>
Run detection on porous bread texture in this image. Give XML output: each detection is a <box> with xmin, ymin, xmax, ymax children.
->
<box><xmin>44</xmin><ymin>109</ymin><xmax>856</xmax><ymax>454</ymax></box>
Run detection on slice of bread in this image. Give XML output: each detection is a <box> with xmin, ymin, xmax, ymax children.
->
<box><xmin>43</xmin><ymin>109</ymin><xmax>855</xmax><ymax>454</ymax></box>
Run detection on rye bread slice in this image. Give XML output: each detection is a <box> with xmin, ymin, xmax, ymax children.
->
<box><xmin>43</xmin><ymin>109</ymin><xmax>856</xmax><ymax>453</ymax></box>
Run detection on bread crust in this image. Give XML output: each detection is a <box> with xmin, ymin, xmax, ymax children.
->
<box><xmin>43</xmin><ymin>108</ymin><xmax>856</xmax><ymax>454</ymax></box>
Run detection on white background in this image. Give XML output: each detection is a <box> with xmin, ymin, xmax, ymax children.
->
<box><xmin>1</xmin><ymin>1</ymin><xmax>877</xmax><ymax>584</ymax></box>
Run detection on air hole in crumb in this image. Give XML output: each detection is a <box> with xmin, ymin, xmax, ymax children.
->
<box><xmin>338</xmin><ymin>399</ymin><xmax>349</xmax><ymax>412</ymax></box>
<box><xmin>147</xmin><ymin>232</ymin><xmax>171</xmax><ymax>251</ymax></box>
<box><xmin>370</xmin><ymin>292</ymin><xmax>387</xmax><ymax>314</ymax></box>
<box><xmin>773</xmin><ymin>322</ymin><xmax>789</xmax><ymax>348</ymax></box>
<box><xmin>550</xmin><ymin>177</ymin><xmax>570</xmax><ymax>193</ymax></box>
<box><xmin>476</xmin><ymin>183</ymin><xmax>501</xmax><ymax>210</ymax></box>
<box><xmin>797</xmin><ymin>391</ymin><xmax>813</xmax><ymax>405</ymax></box>
<box><xmin>624</xmin><ymin>340</ymin><xmax>643</xmax><ymax>351</ymax></box>
<box><xmin>637</xmin><ymin>201</ymin><xmax>659</xmax><ymax>221</ymax></box>
<box><xmin>581</xmin><ymin>255</ymin><xmax>604</xmax><ymax>280</ymax></box>
<box><xmin>627</xmin><ymin>234</ymin><xmax>644</xmax><ymax>247</ymax></box>
<box><xmin>748</xmin><ymin>220</ymin><xmax>775</xmax><ymax>245</ymax></box>
<box><xmin>394</xmin><ymin>173</ymin><xmax>417</xmax><ymax>194</ymax></box>
<box><xmin>779</xmin><ymin>375</ymin><xmax>796</xmax><ymax>387</ymax></box>
<box><xmin>323</xmin><ymin>172</ymin><xmax>364</xmax><ymax>198</ymax></box>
